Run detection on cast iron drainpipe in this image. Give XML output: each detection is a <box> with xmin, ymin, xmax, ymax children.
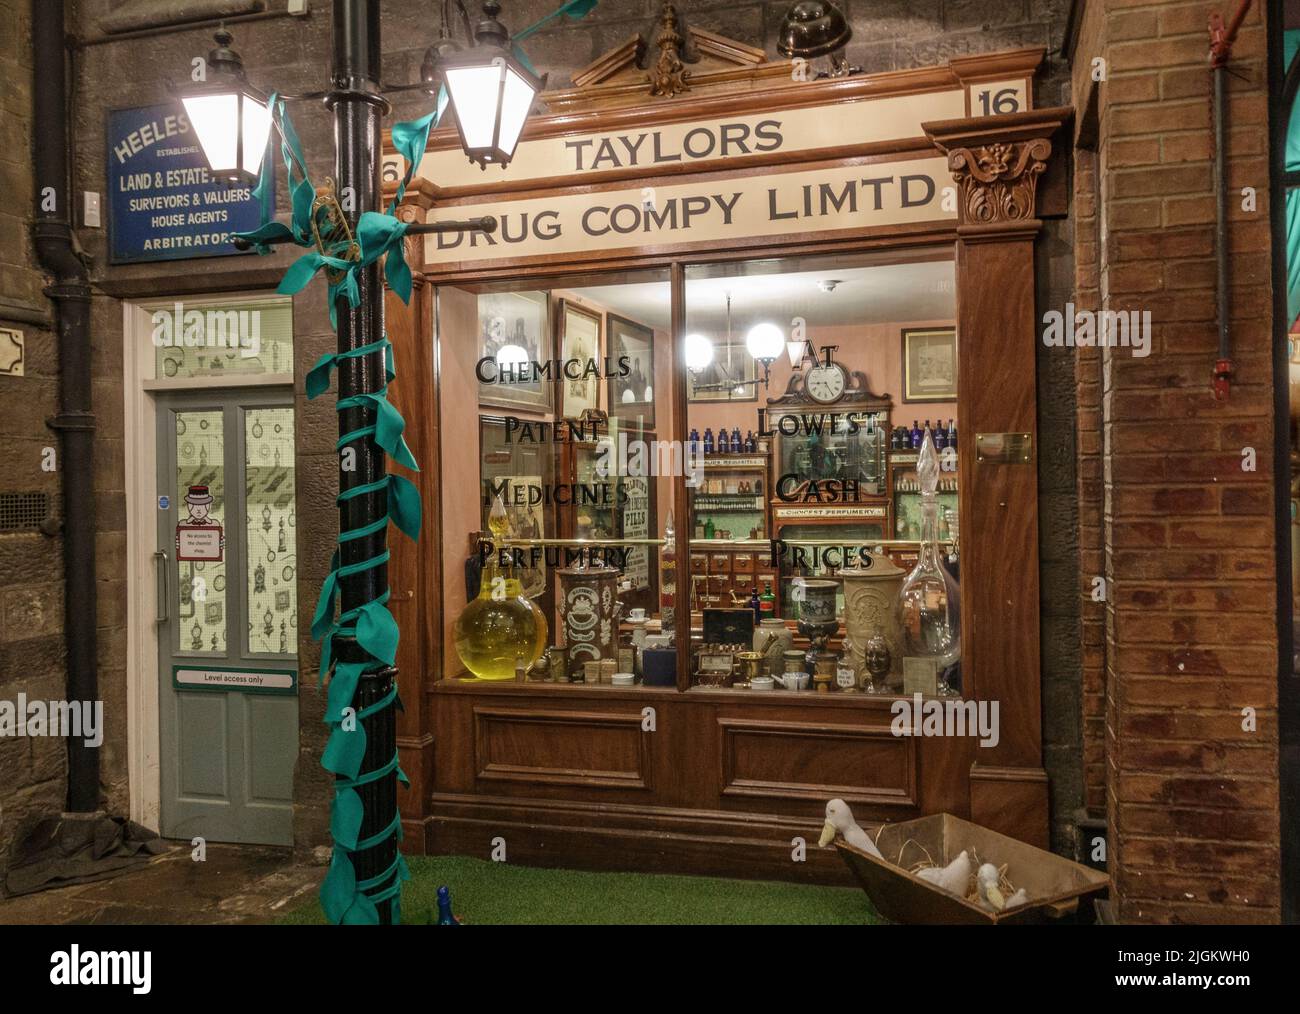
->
<box><xmin>1210</xmin><ymin>0</ymin><xmax>1255</xmax><ymax>401</ymax></box>
<box><xmin>31</xmin><ymin>0</ymin><xmax>100</xmax><ymax>813</ymax></box>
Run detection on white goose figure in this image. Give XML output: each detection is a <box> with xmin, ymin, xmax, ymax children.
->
<box><xmin>976</xmin><ymin>862</ymin><xmax>1030</xmax><ymax>911</ymax></box>
<box><xmin>916</xmin><ymin>848</ymin><xmax>971</xmax><ymax>896</ymax></box>
<box><xmin>976</xmin><ymin>863</ymin><xmax>1005</xmax><ymax>910</ymax></box>
<box><xmin>818</xmin><ymin>798</ymin><xmax>883</xmax><ymax>859</ymax></box>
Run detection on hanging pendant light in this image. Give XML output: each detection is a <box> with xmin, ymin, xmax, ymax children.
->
<box><xmin>179</xmin><ymin>28</ymin><xmax>273</xmax><ymax>187</ymax></box>
<box><xmin>746</xmin><ymin>321</ymin><xmax>785</xmax><ymax>386</ymax></box>
<box><xmin>684</xmin><ymin>332</ymin><xmax>714</xmax><ymax>374</ymax></box>
<box><xmin>440</xmin><ymin>1</ymin><xmax>544</xmax><ymax>170</ymax></box>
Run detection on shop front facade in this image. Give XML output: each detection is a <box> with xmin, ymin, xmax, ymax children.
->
<box><xmin>0</xmin><ymin>0</ymin><xmax>1293</xmax><ymax>923</ymax></box>
<box><xmin>380</xmin><ymin>35</ymin><xmax>1071</xmax><ymax>881</ymax></box>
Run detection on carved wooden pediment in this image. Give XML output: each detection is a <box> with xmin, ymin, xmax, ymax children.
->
<box><xmin>550</xmin><ymin>1</ymin><xmax>784</xmax><ymax>114</ymax></box>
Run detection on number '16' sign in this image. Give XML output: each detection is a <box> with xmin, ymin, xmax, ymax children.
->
<box><xmin>969</xmin><ymin>81</ymin><xmax>1026</xmax><ymax>118</ymax></box>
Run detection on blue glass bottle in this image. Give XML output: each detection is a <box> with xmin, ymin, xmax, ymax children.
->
<box><xmin>436</xmin><ymin>885</ymin><xmax>460</xmax><ymax>925</ymax></box>
<box><xmin>703</xmin><ymin>427</ymin><xmax>714</xmax><ymax>454</ymax></box>
<box><xmin>731</xmin><ymin>427</ymin><xmax>743</xmax><ymax>454</ymax></box>
<box><xmin>688</xmin><ymin>427</ymin><xmax>700</xmax><ymax>454</ymax></box>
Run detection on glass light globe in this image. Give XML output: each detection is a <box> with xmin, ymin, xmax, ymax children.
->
<box><xmin>684</xmin><ymin>333</ymin><xmax>714</xmax><ymax>372</ymax></box>
<box><xmin>746</xmin><ymin>322</ymin><xmax>785</xmax><ymax>362</ymax></box>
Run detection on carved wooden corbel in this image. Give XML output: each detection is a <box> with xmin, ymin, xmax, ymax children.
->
<box><xmin>922</xmin><ymin>107</ymin><xmax>1072</xmax><ymax>228</ymax></box>
<box><xmin>947</xmin><ymin>138</ymin><xmax>1052</xmax><ymax>224</ymax></box>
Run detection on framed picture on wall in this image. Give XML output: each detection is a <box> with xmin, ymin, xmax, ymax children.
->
<box><xmin>477</xmin><ymin>290</ymin><xmax>552</xmax><ymax>413</ymax></box>
<box><xmin>901</xmin><ymin>327</ymin><xmax>958</xmax><ymax>403</ymax></box>
<box><xmin>606</xmin><ymin>313</ymin><xmax>655</xmax><ymax>428</ymax></box>
<box><xmin>687</xmin><ymin>339</ymin><xmax>757</xmax><ymax>403</ymax></box>
<box><xmin>558</xmin><ymin>299</ymin><xmax>601</xmax><ymax>418</ymax></box>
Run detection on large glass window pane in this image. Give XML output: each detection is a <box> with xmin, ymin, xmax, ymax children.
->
<box><xmin>439</xmin><ymin>269</ymin><xmax>675</xmax><ymax>688</ymax></box>
<box><xmin>245</xmin><ymin>407</ymin><xmax>296</xmax><ymax>655</ymax></box>
<box><xmin>176</xmin><ymin>409</ymin><xmax>226</xmax><ymax>653</ymax></box>
<box><xmin>684</xmin><ymin>251</ymin><xmax>959</xmax><ymax>695</ymax></box>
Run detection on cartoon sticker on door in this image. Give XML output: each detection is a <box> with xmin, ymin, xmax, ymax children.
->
<box><xmin>176</xmin><ymin>483</ymin><xmax>224</xmax><ymax>561</ymax></box>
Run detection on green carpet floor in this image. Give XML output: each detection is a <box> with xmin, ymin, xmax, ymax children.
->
<box><xmin>283</xmin><ymin>855</ymin><xmax>882</xmax><ymax>925</ymax></box>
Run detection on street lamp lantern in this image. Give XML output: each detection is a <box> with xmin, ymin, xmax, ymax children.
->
<box><xmin>180</xmin><ymin>28</ymin><xmax>272</xmax><ymax>187</ymax></box>
<box><xmin>440</xmin><ymin>1</ymin><xmax>543</xmax><ymax>169</ymax></box>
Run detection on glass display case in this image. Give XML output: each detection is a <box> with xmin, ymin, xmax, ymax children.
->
<box><xmin>769</xmin><ymin>405</ymin><xmax>888</xmax><ymax>498</ymax></box>
<box><xmin>891</xmin><ymin>444</ymin><xmax>959</xmax><ymax>550</ymax></box>
<box><xmin>689</xmin><ymin>450</ymin><xmax>770</xmax><ymax>542</ymax></box>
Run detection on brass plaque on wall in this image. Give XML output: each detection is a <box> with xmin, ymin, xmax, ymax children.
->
<box><xmin>975</xmin><ymin>432</ymin><xmax>1033</xmax><ymax>464</ymax></box>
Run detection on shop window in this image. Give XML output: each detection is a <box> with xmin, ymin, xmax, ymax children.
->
<box><xmin>436</xmin><ymin>251</ymin><xmax>960</xmax><ymax>698</ymax></box>
<box><xmin>684</xmin><ymin>251</ymin><xmax>958</xmax><ymax>695</ymax></box>
<box><xmin>437</xmin><ymin>270</ymin><xmax>675</xmax><ymax>687</ymax></box>
<box><xmin>145</xmin><ymin>296</ymin><xmax>293</xmax><ymax>381</ymax></box>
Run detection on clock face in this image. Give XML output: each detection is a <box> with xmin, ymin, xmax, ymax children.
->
<box><xmin>806</xmin><ymin>363</ymin><xmax>847</xmax><ymax>403</ymax></box>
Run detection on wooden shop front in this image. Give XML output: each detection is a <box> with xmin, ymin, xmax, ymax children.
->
<box><xmin>379</xmin><ymin>21</ymin><xmax>1071</xmax><ymax>882</ymax></box>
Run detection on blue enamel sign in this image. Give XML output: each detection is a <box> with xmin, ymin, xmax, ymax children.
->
<box><xmin>107</xmin><ymin>103</ymin><xmax>270</xmax><ymax>264</ymax></box>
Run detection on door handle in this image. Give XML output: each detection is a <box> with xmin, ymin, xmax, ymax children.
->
<box><xmin>153</xmin><ymin>549</ymin><xmax>170</xmax><ymax>624</ymax></box>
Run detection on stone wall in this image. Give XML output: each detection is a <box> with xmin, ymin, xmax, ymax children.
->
<box><xmin>0</xmin><ymin>0</ymin><xmax>69</xmax><ymax>884</ymax></box>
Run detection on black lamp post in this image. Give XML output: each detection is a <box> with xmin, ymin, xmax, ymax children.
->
<box><xmin>180</xmin><ymin>0</ymin><xmax>538</xmax><ymax>925</ymax></box>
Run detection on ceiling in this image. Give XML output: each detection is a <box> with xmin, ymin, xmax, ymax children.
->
<box><xmin>568</xmin><ymin>259</ymin><xmax>956</xmax><ymax>333</ymax></box>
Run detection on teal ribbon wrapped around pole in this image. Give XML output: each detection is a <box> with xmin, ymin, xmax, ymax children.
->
<box><xmin>231</xmin><ymin>0</ymin><xmax>604</xmax><ymax>926</ymax></box>
<box><xmin>235</xmin><ymin>95</ymin><xmax>433</xmax><ymax>924</ymax></box>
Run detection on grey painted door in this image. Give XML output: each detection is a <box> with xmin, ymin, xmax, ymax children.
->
<box><xmin>155</xmin><ymin>391</ymin><xmax>299</xmax><ymax>845</ymax></box>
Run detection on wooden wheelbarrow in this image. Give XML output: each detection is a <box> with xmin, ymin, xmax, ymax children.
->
<box><xmin>835</xmin><ymin>812</ymin><xmax>1109</xmax><ymax>925</ymax></box>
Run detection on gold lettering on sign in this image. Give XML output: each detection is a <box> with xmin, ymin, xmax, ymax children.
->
<box><xmin>946</xmin><ymin>138</ymin><xmax>1051</xmax><ymax>224</ymax></box>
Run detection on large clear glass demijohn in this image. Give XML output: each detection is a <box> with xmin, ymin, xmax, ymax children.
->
<box><xmin>454</xmin><ymin>494</ymin><xmax>548</xmax><ymax>680</ymax></box>
<box><xmin>895</xmin><ymin>431</ymin><xmax>960</xmax><ymax>696</ymax></box>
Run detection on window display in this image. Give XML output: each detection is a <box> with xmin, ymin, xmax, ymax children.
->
<box><xmin>438</xmin><ymin>251</ymin><xmax>959</xmax><ymax>697</ymax></box>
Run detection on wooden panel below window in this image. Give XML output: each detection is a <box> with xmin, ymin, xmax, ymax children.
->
<box><xmin>472</xmin><ymin>706</ymin><xmax>653</xmax><ymax>792</ymax></box>
<box><xmin>718</xmin><ymin>717</ymin><xmax>917</xmax><ymax>807</ymax></box>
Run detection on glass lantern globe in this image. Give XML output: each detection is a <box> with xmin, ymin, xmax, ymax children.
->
<box><xmin>179</xmin><ymin>29</ymin><xmax>273</xmax><ymax>187</ymax></box>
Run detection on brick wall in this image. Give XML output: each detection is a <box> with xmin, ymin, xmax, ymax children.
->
<box><xmin>1070</xmin><ymin>0</ymin><xmax>1281</xmax><ymax>922</ymax></box>
<box><xmin>0</xmin><ymin>0</ymin><xmax>69</xmax><ymax>882</ymax></box>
